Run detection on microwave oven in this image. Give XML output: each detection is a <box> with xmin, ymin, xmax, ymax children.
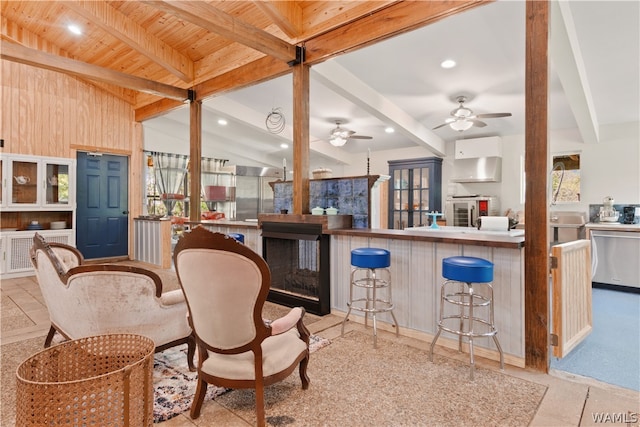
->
<box><xmin>445</xmin><ymin>196</ymin><xmax>500</xmax><ymax>227</ymax></box>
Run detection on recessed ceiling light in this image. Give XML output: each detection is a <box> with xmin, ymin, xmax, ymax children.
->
<box><xmin>217</xmin><ymin>119</ymin><xmax>227</xmax><ymax>125</ymax></box>
<box><xmin>440</xmin><ymin>59</ymin><xmax>456</xmax><ymax>69</ymax></box>
<box><xmin>280</xmin><ymin>143</ymin><xmax>289</xmax><ymax>149</ymax></box>
<box><xmin>385</xmin><ymin>127</ymin><xmax>395</xmax><ymax>134</ymax></box>
<box><xmin>67</xmin><ymin>24</ymin><xmax>82</xmax><ymax>35</ymax></box>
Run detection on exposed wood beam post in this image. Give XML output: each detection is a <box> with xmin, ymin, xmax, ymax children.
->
<box><xmin>0</xmin><ymin>40</ymin><xmax>189</xmax><ymax>101</ymax></box>
<box><xmin>189</xmin><ymin>96</ymin><xmax>202</xmax><ymax>221</ymax></box>
<box><xmin>292</xmin><ymin>62</ymin><xmax>310</xmax><ymax>215</ymax></box>
<box><xmin>524</xmin><ymin>0</ymin><xmax>550</xmax><ymax>372</ymax></box>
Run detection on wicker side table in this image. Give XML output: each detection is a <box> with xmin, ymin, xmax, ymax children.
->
<box><xmin>16</xmin><ymin>334</ymin><xmax>155</xmax><ymax>426</ymax></box>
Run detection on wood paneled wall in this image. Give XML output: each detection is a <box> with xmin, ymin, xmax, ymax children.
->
<box><xmin>1</xmin><ymin>17</ymin><xmax>138</xmax><ymax>158</ymax></box>
<box><xmin>1</xmin><ymin>18</ymin><xmax>144</xmax><ymax>254</ymax></box>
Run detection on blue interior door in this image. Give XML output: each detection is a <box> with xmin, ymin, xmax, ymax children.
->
<box><xmin>76</xmin><ymin>152</ymin><xmax>129</xmax><ymax>259</ymax></box>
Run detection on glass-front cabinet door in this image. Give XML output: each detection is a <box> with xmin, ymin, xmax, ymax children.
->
<box><xmin>6</xmin><ymin>156</ymin><xmax>75</xmax><ymax>208</ymax></box>
<box><xmin>9</xmin><ymin>158</ymin><xmax>39</xmax><ymax>206</ymax></box>
<box><xmin>43</xmin><ymin>160</ymin><xmax>71</xmax><ymax>206</ymax></box>
<box><xmin>388</xmin><ymin>157</ymin><xmax>442</xmax><ymax>229</ymax></box>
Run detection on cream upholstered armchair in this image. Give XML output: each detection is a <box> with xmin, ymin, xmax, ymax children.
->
<box><xmin>30</xmin><ymin>233</ymin><xmax>195</xmax><ymax>370</ymax></box>
<box><xmin>173</xmin><ymin>226</ymin><xmax>310</xmax><ymax>426</ymax></box>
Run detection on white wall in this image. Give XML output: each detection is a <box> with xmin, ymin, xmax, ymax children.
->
<box><xmin>575</xmin><ymin>122</ymin><xmax>640</xmax><ymax>206</ymax></box>
<box><xmin>340</xmin><ymin>121</ymin><xmax>640</xmax><ymax>218</ymax></box>
<box><xmin>341</xmin><ymin>145</ymin><xmax>439</xmax><ymax>178</ymax></box>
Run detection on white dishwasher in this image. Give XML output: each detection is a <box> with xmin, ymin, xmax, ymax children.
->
<box><xmin>591</xmin><ymin>229</ymin><xmax>640</xmax><ymax>289</ymax></box>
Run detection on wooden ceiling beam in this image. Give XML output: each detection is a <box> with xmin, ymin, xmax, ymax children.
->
<box><xmin>2</xmin><ymin>18</ymin><xmax>138</xmax><ymax>104</ymax></box>
<box><xmin>135</xmin><ymin>55</ymin><xmax>291</xmax><ymax>121</ymax></box>
<box><xmin>135</xmin><ymin>98</ymin><xmax>185</xmax><ymax>122</ymax></box>
<box><xmin>1</xmin><ymin>40</ymin><xmax>190</xmax><ymax>101</ymax></box>
<box><xmin>64</xmin><ymin>0</ymin><xmax>194</xmax><ymax>83</ymax></box>
<box><xmin>304</xmin><ymin>0</ymin><xmax>492</xmax><ymax>64</ymax></box>
<box><xmin>252</xmin><ymin>0</ymin><xmax>303</xmax><ymax>39</ymax></box>
<box><xmin>143</xmin><ymin>0</ymin><xmax>298</xmax><ymax>63</ymax></box>
<box><xmin>194</xmin><ymin>55</ymin><xmax>291</xmax><ymax>102</ymax></box>
<box><xmin>135</xmin><ymin>1</ymin><xmax>491</xmax><ymax>117</ymax></box>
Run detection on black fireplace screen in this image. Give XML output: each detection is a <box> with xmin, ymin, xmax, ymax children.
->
<box><xmin>262</xmin><ymin>222</ymin><xmax>330</xmax><ymax>315</ymax></box>
<box><xmin>265</xmin><ymin>238</ymin><xmax>319</xmax><ymax>298</ymax></box>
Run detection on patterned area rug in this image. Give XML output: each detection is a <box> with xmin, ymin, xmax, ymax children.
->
<box><xmin>153</xmin><ymin>334</ymin><xmax>330</xmax><ymax>423</ymax></box>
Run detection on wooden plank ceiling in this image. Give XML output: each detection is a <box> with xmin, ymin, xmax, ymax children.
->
<box><xmin>1</xmin><ymin>0</ymin><xmax>487</xmax><ymax>117</ymax></box>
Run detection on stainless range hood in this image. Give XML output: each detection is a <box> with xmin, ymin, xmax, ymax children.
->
<box><xmin>451</xmin><ymin>157</ymin><xmax>502</xmax><ymax>183</ymax></box>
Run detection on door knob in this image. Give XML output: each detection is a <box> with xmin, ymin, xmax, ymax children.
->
<box><xmin>122</xmin><ymin>210</ymin><xmax>129</xmax><ymax>215</ymax></box>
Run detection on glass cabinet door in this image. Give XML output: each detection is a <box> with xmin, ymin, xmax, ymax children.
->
<box><xmin>392</xmin><ymin>169</ymin><xmax>410</xmax><ymax>229</ymax></box>
<box><xmin>10</xmin><ymin>159</ymin><xmax>39</xmax><ymax>205</ymax></box>
<box><xmin>43</xmin><ymin>161</ymin><xmax>70</xmax><ymax>206</ymax></box>
<box><xmin>388</xmin><ymin>157</ymin><xmax>442</xmax><ymax>229</ymax></box>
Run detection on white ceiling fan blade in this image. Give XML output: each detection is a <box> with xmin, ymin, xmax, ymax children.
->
<box><xmin>470</xmin><ymin>119</ymin><xmax>488</xmax><ymax>127</ymax></box>
<box><xmin>475</xmin><ymin>112</ymin><xmax>512</xmax><ymax>118</ymax></box>
<box><xmin>350</xmin><ymin>135</ymin><xmax>372</xmax><ymax>139</ymax></box>
<box><xmin>432</xmin><ymin>122</ymin><xmax>450</xmax><ymax>130</ymax></box>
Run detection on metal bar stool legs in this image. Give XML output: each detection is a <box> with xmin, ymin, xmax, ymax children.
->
<box><xmin>429</xmin><ymin>256</ymin><xmax>504</xmax><ymax>379</ymax></box>
<box><xmin>341</xmin><ymin>248</ymin><xmax>399</xmax><ymax>348</ymax></box>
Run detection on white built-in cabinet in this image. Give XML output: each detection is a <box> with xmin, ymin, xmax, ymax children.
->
<box><xmin>1</xmin><ymin>154</ymin><xmax>76</xmax><ymax>278</ymax></box>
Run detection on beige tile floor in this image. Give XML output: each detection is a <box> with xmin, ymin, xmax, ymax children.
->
<box><xmin>2</xmin><ymin>274</ymin><xmax>639</xmax><ymax>426</ymax></box>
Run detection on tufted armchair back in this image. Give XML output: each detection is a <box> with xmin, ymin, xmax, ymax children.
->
<box><xmin>30</xmin><ymin>233</ymin><xmax>195</xmax><ymax>369</ymax></box>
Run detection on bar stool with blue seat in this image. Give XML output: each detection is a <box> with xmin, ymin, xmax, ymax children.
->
<box><xmin>429</xmin><ymin>256</ymin><xmax>504</xmax><ymax>379</ymax></box>
<box><xmin>341</xmin><ymin>247</ymin><xmax>399</xmax><ymax>348</ymax></box>
<box><xmin>227</xmin><ymin>233</ymin><xmax>244</xmax><ymax>244</ymax></box>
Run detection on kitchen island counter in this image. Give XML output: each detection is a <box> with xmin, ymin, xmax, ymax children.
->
<box><xmin>194</xmin><ymin>220</ymin><xmax>261</xmax><ymax>253</ymax></box>
<box><xmin>327</xmin><ymin>225</ymin><xmax>526</xmax><ymax>367</ymax></box>
<box><xmin>188</xmin><ymin>219</ymin><xmax>260</xmax><ymax>229</ymax></box>
<box><xmin>585</xmin><ymin>222</ymin><xmax>640</xmax><ymax>233</ymax></box>
<box><xmin>328</xmin><ymin>226</ymin><xmax>525</xmax><ymax>249</ymax></box>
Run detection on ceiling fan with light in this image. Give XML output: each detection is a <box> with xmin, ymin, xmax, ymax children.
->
<box><xmin>329</xmin><ymin>121</ymin><xmax>372</xmax><ymax>146</ymax></box>
<box><xmin>432</xmin><ymin>96</ymin><xmax>512</xmax><ymax>132</ymax></box>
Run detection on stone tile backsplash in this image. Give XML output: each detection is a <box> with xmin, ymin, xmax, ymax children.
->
<box><xmin>274</xmin><ymin>177</ymin><xmax>373</xmax><ymax>228</ymax></box>
<box><xmin>588</xmin><ymin>203</ymin><xmax>640</xmax><ymax>224</ymax></box>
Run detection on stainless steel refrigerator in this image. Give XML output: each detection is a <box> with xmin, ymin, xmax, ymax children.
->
<box><xmin>231</xmin><ymin>166</ymin><xmax>283</xmax><ymax>221</ymax></box>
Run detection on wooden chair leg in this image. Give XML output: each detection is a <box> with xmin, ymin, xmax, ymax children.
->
<box><xmin>44</xmin><ymin>325</ymin><xmax>56</xmax><ymax>348</ymax></box>
<box><xmin>255</xmin><ymin>384</ymin><xmax>266</xmax><ymax>427</ymax></box>
<box><xmin>299</xmin><ymin>354</ymin><xmax>310</xmax><ymax>390</ymax></box>
<box><xmin>190</xmin><ymin>378</ymin><xmax>208</xmax><ymax>419</ymax></box>
<box><xmin>186</xmin><ymin>334</ymin><xmax>196</xmax><ymax>372</ymax></box>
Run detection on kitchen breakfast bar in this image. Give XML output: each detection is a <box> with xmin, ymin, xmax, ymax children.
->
<box><xmin>328</xmin><ymin>226</ymin><xmax>526</xmax><ymax>367</ymax></box>
<box><xmin>134</xmin><ymin>215</ymin><xmax>527</xmax><ymax>367</ymax></box>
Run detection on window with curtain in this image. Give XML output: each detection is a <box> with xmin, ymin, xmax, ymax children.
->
<box><xmin>145</xmin><ymin>151</ymin><xmax>189</xmax><ymax>217</ymax></box>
